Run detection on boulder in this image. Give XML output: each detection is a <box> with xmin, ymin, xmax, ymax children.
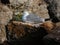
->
<box><xmin>41</xmin><ymin>21</ymin><xmax>56</xmax><ymax>33</ymax></box>
<box><xmin>9</xmin><ymin>0</ymin><xmax>49</xmax><ymax>19</ymax></box>
<box><xmin>6</xmin><ymin>21</ymin><xmax>48</xmax><ymax>45</ymax></box>
<box><xmin>43</xmin><ymin>22</ymin><xmax>60</xmax><ymax>45</ymax></box>
<box><xmin>44</xmin><ymin>0</ymin><xmax>60</xmax><ymax>22</ymax></box>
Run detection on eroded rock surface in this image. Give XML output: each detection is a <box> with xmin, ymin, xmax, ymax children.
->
<box><xmin>43</xmin><ymin>22</ymin><xmax>60</xmax><ymax>45</ymax></box>
<box><xmin>6</xmin><ymin>21</ymin><xmax>47</xmax><ymax>45</ymax></box>
<box><xmin>9</xmin><ymin>0</ymin><xmax>49</xmax><ymax>19</ymax></box>
<box><xmin>0</xmin><ymin>3</ymin><xmax>13</xmax><ymax>44</ymax></box>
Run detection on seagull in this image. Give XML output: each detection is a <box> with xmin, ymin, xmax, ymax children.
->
<box><xmin>22</xmin><ymin>10</ymin><xmax>45</xmax><ymax>24</ymax></box>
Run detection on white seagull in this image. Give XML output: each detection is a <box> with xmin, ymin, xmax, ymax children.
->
<box><xmin>22</xmin><ymin>10</ymin><xmax>45</xmax><ymax>24</ymax></box>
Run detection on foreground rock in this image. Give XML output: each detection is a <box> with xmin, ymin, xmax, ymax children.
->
<box><xmin>43</xmin><ymin>22</ymin><xmax>60</xmax><ymax>45</ymax></box>
<box><xmin>6</xmin><ymin>21</ymin><xmax>48</xmax><ymax>45</ymax></box>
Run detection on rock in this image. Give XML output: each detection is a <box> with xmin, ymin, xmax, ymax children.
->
<box><xmin>9</xmin><ymin>0</ymin><xmax>49</xmax><ymax>19</ymax></box>
<box><xmin>0</xmin><ymin>25</ymin><xmax>7</xmax><ymax>44</ymax></box>
<box><xmin>43</xmin><ymin>24</ymin><xmax>60</xmax><ymax>45</ymax></box>
<box><xmin>0</xmin><ymin>4</ymin><xmax>13</xmax><ymax>25</ymax></box>
<box><xmin>26</xmin><ymin>0</ymin><xmax>49</xmax><ymax>19</ymax></box>
<box><xmin>0</xmin><ymin>0</ymin><xmax>10</xmax><ymax>5</ymax></box>
<box><xmin>0</xmin><ymin>4</ymin><xmax>13</xmax><ymax>44</ymax></box>
<box><xmin>6</xmin><ymin>21</ymin><xmax>47</xmax><ymax>45</ymax></box>
<box><xmin>9</xmin><ymin>0</ymin><xmax>28</xmax><ymax>7</ymax></box>
<box><xmin>44</xmin><ymin>0</ymin><xmax>60</xmax><ymax>22</ymax></box>
<box><xmin>41</xmin><ymin>21</ymin><xmax>56</xmax><ymax>33</ymax></box>
<box><xmin>10</xmin><ymin>0</ymin><xmax>28</xmax><ymax>4</ymax></box>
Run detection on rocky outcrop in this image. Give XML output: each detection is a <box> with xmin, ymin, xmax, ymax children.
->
<box><xmin>6</xmin><ymin>21</ymin><xmax>48</xmax><ymax>45</ymax></box>
<box><xmin>0</xmin><ymin>4</ymin><xmax>13</xmax><ymax>25</ymax></box>
<box><xmin>1</xmin><ymin>0</ymin><xmax>60</xmax><ymax>45</ymax></box>
<box><xmin>43</xmin><ymin>22</ymin><xmax>60</xmax><ymax>45</ymax></box>
<box><xmin>0</xmin><ymin>20</ymin><xmax>54</xmax><ymax>45</ymax></box>
<box><xmin>41</xmin><ymin>21</ymin><xmax>56</xmax><ymax>33</ymax></box>
<box><xmin>10</xmin><ymin>0</ymin><xmax>28</xmax><ymax>5</ymax></box>
<box><xmin>9</xmin><ymin>0</ymin><xmax>49</xmax><ymax>19</ymax></box>
<box><xmin>0</xmin><ymin>3</ymin><xmax>13</xmax><ymax>44</ymax></box>
<box><xmin>44</xmin><ymin>0</ymin><xmax>60</xmax><ymax>22</ymax></box>
<box><xmin>26</xmin><ymin>0</ymin><xmax>49</xmax><ymax>19</ymax></box>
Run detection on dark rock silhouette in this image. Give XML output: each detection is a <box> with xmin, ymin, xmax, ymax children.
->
<box><xmin>1</xmin><ymin>0</ymin><xmax>10</xmax><ymax>4</ymax></box>
<box><xmin>6</xmin><ymin>21</ymin><xmax>48</xmax><ymax>45</ymax></box>
<box><xmin>44</xmin><ymin>0</ymin><xmax>60</xmax><ymax>23</ymax></box>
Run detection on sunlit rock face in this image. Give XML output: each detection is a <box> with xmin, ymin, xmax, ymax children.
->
<box><xmin>10</xmin><ymin>0</ymin><xmax>28</xmax><ymax>4</ymax></box>
<box><xmin>9</xmin><ymin>0</ymin><xmax>49</xmax><ymax>19</ymax></box>
<box><xmin>26</xmin><ymin>0</ymin><xmax>49</xmax><ymax>19</ymax></box>
<box><xmin>0</xmin><ymin>25</ymin><xmax>7</xmax><ymax>44</ymax></box>
<box><xmin>0</xmin><ymin>4</ymin><xmax>13</xmax><ymax>25</ymax></box>
<box><xmin>44</xmin><ymin>0</ymin><xmax>60</xmax><ymax>22</ymax></box>
<box><xmin>9</xmin><ymin>0</ymin><xmax>28</xmax><ymax>7</ymax></box>
<box><xmin>0</xmin><ymin>4</ymin><xmax>13</xmax><ymax>44</ymax></box>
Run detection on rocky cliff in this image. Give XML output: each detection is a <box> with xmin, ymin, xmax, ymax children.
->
<box><xmin>0</xmin><ymin>0</ymin><xmax>60</xmax><ymax>45</ymax></box>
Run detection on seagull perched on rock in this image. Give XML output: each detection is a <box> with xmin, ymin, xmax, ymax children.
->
<box><xmin>22</xmin><ymin>10</ymin><xmax>45</xmax><ymax>24</ymax></box>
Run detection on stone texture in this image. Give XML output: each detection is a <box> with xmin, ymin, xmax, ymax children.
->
<box><xmin>0</xmin><ymin>4</ymin><xmax>13</xmax><ymax>25</ymax></box>
<box><xmin>6</xmin><ymin>21</ymin><xmax>47</xmax><ymax>45</ymax></box>
<box><xmin>0</xmin><ymin>0</ymin><xmax>10</xmax><ymax>5</ymax></box>
<box><xmin>26</xmin><ymin>0</ymin><xmax>49</xmax><ymax>19</ymax></box>
<box><xmin>10</xmin><ymin>0</ymin><xmax>27</xmax><ymax>4</ymax></box>
<box><xmin>44</xmin><ymin>0</ymin><xmax>60</xmax><ymax>22</ymax></box>
<box><xmin>41</xmin><ymin>21</ymin><xmax>56</xmax><ymax>33</ymax></box>
<box><xmin>0</xmin><ymin>3</ymin><xmax>13</xmax><ymax>44</ymax></box>
<box><xmin>1</xmin><ymin>0</ymin><xmax>60</xmax><ymax>45</ymax></box>
<box><xmin>0</xmin><ymin>25</ymin><xmax>7</xmax><ymax>44</ymax></box>
<box><xmin>43</xmin><ymin>25</ymin><xmax>60</xmax><ymax>45</ymax></box>
<box><xmin>9</xmin><ymin>0</ymin><xmax>49</xmax><ymax>19</ymax></box>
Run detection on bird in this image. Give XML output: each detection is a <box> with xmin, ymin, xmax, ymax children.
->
<box><xmin>22</xmin><ymin>10</ymin><xmax>45</xmax><ymax>24</ymax></box>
